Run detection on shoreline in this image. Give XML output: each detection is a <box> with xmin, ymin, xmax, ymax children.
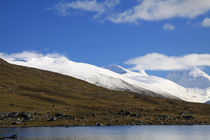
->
<box><xmin>1</xmin><ymin>124</ymin><xmax>210</xmax><ymax>128</ymax></box>
<box><xmin>1</xmin><ymin>122</ymin><xmax>210</xmax><ymax>128</ymax></box>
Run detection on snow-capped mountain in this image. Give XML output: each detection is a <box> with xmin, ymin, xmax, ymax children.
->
<box><xmin>167</xmin><ymin>68</ymin><xmax>210</xmax><ymax>89</ymax></box>
<box><xmin>4</xmin><ymin>57</ymin><xmax>173</xmax><ymax>99</ymax></box>
<box><xmin>105</xmin><ymin>65</ymin><xmax>210</xmax><ymax>103</ymax></box>
<box><xmin>2</xmin><ymin>55</ymin><xmax>210</xmax><ymax>103</ymax></box>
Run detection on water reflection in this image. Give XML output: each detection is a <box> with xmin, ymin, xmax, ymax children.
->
<box><xmin>0</xmin><ymin>125</ymin><xmax>210</xmax><ymax>140</ymax></box>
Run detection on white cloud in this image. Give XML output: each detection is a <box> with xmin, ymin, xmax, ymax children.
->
<box><xmin>53</xmin><ymin>0</ymin><xmax>120</xmax><ymax>17</ymax></box>
<box><xmin>52</xmin><ymin>0</ymin><xmax>210</xmax><ymax>24</ymax></box>
<box><xmin>107</xmin><ymin>0</ymin><xmax>210</xmax><ymax>23</ymax></box>
<box><xmin>202</xmin><ymin>17</ymin><xmax>210</xmax><ymax>27</ymax></box>
<box><xmin>125</xmin><ymin>53</ymin><xmax>210</xmax><ymax>71</ymax></box>
<box><xmin>163</xmin><ymin>23</ymin><xmax>175</xmax><ymax>31</ymax></box>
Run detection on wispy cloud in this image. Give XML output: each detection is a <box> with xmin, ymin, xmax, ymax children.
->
<box><xmin>52</xmin><ymin>0</ymin><xmax>120</xmax><ymax>17</ymax></box>
<box><xmin>51</xmin><ymin>0</ymin><xmax>210</xmax><ymax>24</ymax></box>
<box><xmin>201</xmin><ymin>17</ymin><xmax>210</xmax><ymax>27</ymax></box>
<box><xmin>125</xmin><ymin>53</ymin><xmax>210</xmax><ymax>71</ymax></box>
<box><xmin>163</xmin><ymin>23</ymin><xmax>175</xmax><ymax>31</ymax></box>
<box><xmin>107</xmin><ymin>0</ymin><xmax>210</xmax><ymax>23</ymax></box>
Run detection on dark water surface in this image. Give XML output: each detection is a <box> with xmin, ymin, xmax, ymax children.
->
<box><xmin>0</xmin><ymin>125</ymin><xmax>210</xmax><ymax>140</ymax></box>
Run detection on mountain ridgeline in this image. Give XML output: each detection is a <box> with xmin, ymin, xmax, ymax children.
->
<box><xmin>0</xmin><ymin>58</ymin><xmax>210</xmax><ymax>127</ymax></box>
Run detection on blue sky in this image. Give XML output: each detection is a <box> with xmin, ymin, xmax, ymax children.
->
<box><xmin>1</xmin><ymin>0</ymin><xmax>210</xmax><ymax>76</ymax></box>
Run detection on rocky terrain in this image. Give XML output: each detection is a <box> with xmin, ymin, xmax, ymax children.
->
<box><xmin>0</xmin><ymin>110</ymin><xmax>208</xmax><ymax>127</ymax></box>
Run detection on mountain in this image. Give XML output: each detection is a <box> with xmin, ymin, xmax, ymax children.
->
<box><xmin>106</xmin><ymin>65</ymin><xmax>210</xmax><ymax>103</ymax></box>
<box><xmin>3</xmin><ymin>57</ymin><xmax>176</xmax><ymax>99</ymax></box>
<box><xmin>167</xmin><ymin>68</ymin><xmax>210</xmax><ymax>89</ymax></box>
<box><xmin>3</xmin><ymin>55</ymin><xmax>209</xmax><ymax>103</ymax></box>
<box><xmin>1</xmin><ymin>58</ymin><xmax>210</xmax><ymax>127</ymax></box>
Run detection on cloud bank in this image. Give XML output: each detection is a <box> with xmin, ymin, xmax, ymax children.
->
<box><xmin>125</xmin><ymin>53</ymin><xmax>210</xmax><ymax>71</ymax></box>
<box><xmin>52</xmin><ymin>0</ymin><xmax>210</xmax><ymax>24</ymax></box>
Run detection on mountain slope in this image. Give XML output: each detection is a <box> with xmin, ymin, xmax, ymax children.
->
<box><xmin>3</xmin><ymin>54</ymin><xmax>210</xmax><ymax>103</ymax></box>
<box><xmin>3</xmin><ymin>56</ymin><xmax>176</xmax><ymax>99</ymax></box>
<box><xmin>1</xmin><ymin>58</ymin><xmax>210</xmax><ymax>127</ymax></box>
<box><xmin>106</xmin><ymin>66</ymin><xmax>210</xmax><ymax>103</ymax></box>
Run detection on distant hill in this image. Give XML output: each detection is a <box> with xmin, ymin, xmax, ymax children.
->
<box><xmin>105</xmin><ymin>65</ymin><xmax>210</xmax><ymax>103</ymax></box>
<box><xmin>0</xmin><ymin>58</ymin><xmax>210</xmax><ymax>127</ymax></box>
<box><xmin>206</xmin><ymin>101</ymin><xmax>210</xmax><ymax>104</ymax></box>
<box><xmin>167</xmin><ymin>68</ymin><xmax>210</xmax><ymax>89</ymax></box>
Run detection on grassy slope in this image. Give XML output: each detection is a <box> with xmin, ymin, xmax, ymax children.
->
<box><xmin>0</xmin><ymin>58</ymin><xmax>210</xmax><ymax>127</ymax></box>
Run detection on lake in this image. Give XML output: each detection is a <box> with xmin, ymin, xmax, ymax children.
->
<box><xmin>0</xmin><ymin>125</ymin><xmax>210</xmax><ymax>140</ymax></box>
